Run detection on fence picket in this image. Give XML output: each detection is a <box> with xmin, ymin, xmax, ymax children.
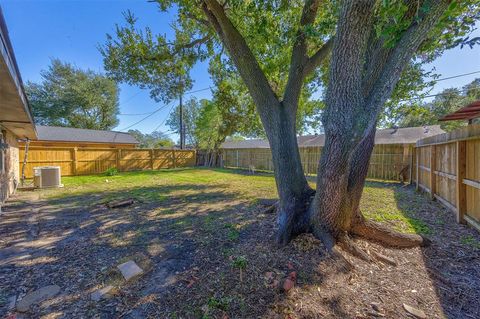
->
<box><xmin>19</xmin><ymin>147</ymin><xmax>196</xmax><ymax>178</ymax></box>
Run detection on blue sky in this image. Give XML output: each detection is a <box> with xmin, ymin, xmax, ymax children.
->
<box><xmin>1</xmin><ymin>0</ymin><xmax>480</xmax><ymax>141</ymax></box>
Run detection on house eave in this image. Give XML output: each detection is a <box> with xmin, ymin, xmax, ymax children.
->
<box><xmin>0</xmin><ymin>8</ymin><xmax>36</xmax><ymax>139</ymax></box>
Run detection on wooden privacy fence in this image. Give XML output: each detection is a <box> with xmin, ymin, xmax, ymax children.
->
<box><xmin>19</xmin><ymin>147</ymin><xmax>196</xmax><ymax>178</ymax></box>
<box><xmin>222</xmin><ymin>144</ymin><xmax>415</xmax><ymax>182</ymax></box>
<box><xmin>416</xmin><ymin>125</ymin><xmax>480</xmax><ymax>230</ymax></box>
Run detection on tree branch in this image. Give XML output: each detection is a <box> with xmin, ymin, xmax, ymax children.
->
<box><xmin>361</xmin><ymin>0</ymin><xmax>422</xmax><ymax>98</ymax></box>
<box><xmin>364</xmin><ymin>0</ymin><xmax>451</xmax><ymax>117</ymax></box>
<box><xmin>283</xmin><ymin>0</ymin><xmax>321</xmax><ymax>107</ymax></box>
<box><xmin>125</xmin><ymin>35</ymin><xmax>211</xmax><ymax>62</ymax></box>
<box><xmin>178</xmin><ymin>34</ymin><xmax>211</xmax><ymax>50</ymax></box>
<box><xmin>201</xmin><ymin>0</ymin><xmax>279</xmax><ymax>119</ymax></box>
<box><xmin>322</xmin><ymin>0</ymin><xmax>376</xmax><ymax>135</ymax></box>
<box><xmin>183</xmin><ymin>12</ymin><xmax>210</xmax><ymax>28</ymax></box>
<box><xmin>346</xmin><ymin>1</ymin><xmax>450</xmax><ymax>150</ymax></box>
<box><xmin>303</xmin><ymin>37</ymin><xmax>334</xmax><ymax>76</ymax></box>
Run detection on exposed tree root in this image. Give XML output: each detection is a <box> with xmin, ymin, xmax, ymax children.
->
<box><xmin>337</xmin><ymin>232</ymin><xmax>371</xmax><ymax>262</ymax></box>
<box><xmin>330</xmin><ymin>246</ymin><xmax>356</xmax><ymax>271</ymax></box>
<box><xmin>371</xmin><ymin>251</ymin><xmax>397</xmax><ymax>266</ymax></box>
<box><xmin>351</xmin><ymin>215</ymin><xmax>430</xmax><ymax>248</ymax></box>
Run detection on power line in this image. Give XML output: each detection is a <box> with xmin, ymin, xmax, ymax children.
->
<box><xmin>399</xmin><ymin>85</ymin><xmax>480</xmax><ymax>102</ymax></box>
<box><xmin>151</xmin><ymin>103</ymin><xmax>176</xmax><ymax>133</ymax></box>
<box><xmin>118</xmin><ymin>70</ymin><xmax>479</xmax><ymax>117</ymax></box>
<box><xmin>118</xmin><ymin>101</ymin><xmax>173</xmax><ymax>131</ymax></box>
<box><xmin>119</xmin><ymin>87</ymin><xmax>212</xmax><ymax>116</ymax></box>
<box><xmin>122</xmin><ymin>90</ymin><xmax>143</xmax><ymax>103</ymax></box>
<box><xmin>184</xmin><ymin>87</ymin><xmax>212</xmax><ymax>95</ymax></box>
<box><xmin>119</xmin><ymin>110</ymin><xmax>159</xmax><ymax>116</ymax></box>
<box><xmin>432</xmin><ymin>70</ymin><xmax>480</xmax><ymax>83</ymax></box>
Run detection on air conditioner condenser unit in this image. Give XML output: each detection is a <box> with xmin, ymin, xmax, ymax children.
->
<box><xmin>33</xmin><ymin>166</ymin><xmax>63</xmax><ymax>188</ymax></box>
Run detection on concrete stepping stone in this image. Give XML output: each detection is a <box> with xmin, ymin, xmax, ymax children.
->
<box><xmin>91</xmin><ymin>285</ymin><xmax>115</xmax><ymax>301</ymax></box>
<box><xmin>16</xmin><ymin>285</ymin><xmax>60</xmax><ymax>312</ymax></box>
<box><xmin>117</xmin><ymin>260</ymin><xmax>143</xmax><ymax>281</ymax></box>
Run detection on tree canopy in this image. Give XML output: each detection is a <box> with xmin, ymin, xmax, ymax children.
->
<box><xmin>101</xmin><ymin>1</ymin><xmax>479</xmax><ymax>138</ymax></box>
<box><xmin>127</xmin><ymin>129</ymin><xmax>174</xmax><ymax>148</ymax></box>
<box><xmin>166</xmin><ymin>97</ymin><xmax>201</xmax><ymax>146</ymax></box>
<box><xmin>26</xmin><ymin>59</ymin><xmax>120</xmax><ymax>130</ymax></box>
<box><xmin>390</xmin><ymin>78</ymin><xmax>480</xmax><ymax>131</ymax></box>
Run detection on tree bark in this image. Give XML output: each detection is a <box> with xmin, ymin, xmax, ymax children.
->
<box><xmin>200</xmin><ymin>0</ymin><xmax>449</xmax><ymax>252</ymax></box>
<box><xmin>268</xmin><ymin>103</ymin><xmax>314</xmax><ymax>245</ymax></box>
<box><xmin>307</xmin><ymin>0</ymin><xmax>449</xmax><ymax>251</ymax></box>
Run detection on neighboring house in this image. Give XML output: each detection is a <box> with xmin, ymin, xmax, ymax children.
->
<box><xmin>221</xmin><ymin>125</ymin><xmax>445</xmax><ymax>149</ymax></box>
<box><xmin>0</xmin><ymin>8</ymin><xmax>37</xmax><ymax>204</ymax></box>
<box><xmin>19</xmin><ymin>125</ymin><xmax>139</xmax><ymax>149</ymax></box>
<box><xmin>220</xmin><ymin>125</ymin><xmax>445</xmax><ymax>181</ymax></box>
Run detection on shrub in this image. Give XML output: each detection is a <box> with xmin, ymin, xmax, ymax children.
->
<box><xmin>105</xmin><ymin>167</ymin><xmax>119</xmax><ymax>176</ymax></box>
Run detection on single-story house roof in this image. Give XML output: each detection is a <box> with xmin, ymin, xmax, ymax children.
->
<box><xmin>34</xmin><ymin>125</ymin><xmax>139</xmax><ymax>144</ymax></box>
<box><xmin>221</xmin><ymin>125</ymin><xmax>444</xmax><ymax>149</ymax></box>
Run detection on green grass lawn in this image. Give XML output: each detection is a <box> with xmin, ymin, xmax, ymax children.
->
<box><xmin>37</xmin><ymin>167</ymin><xmax>429</xmax><ymax>235</ymax></box>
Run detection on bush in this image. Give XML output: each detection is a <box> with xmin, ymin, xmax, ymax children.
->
<box><xmin>105</xmin><ymin>167</ymin><xmax>118</xmax><ymax>176</ymax></box>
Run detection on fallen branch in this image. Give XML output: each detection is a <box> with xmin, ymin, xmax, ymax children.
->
<box><xmin>106</xmin><ymin>199</ymin><xmax>134</xmax><ymax>209</ymax></box>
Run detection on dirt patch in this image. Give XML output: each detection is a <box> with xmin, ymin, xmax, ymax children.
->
<box><xmin>0</xmin><ymin>176</ymin><xmax>479</xmax><ymax>318</ymax></box>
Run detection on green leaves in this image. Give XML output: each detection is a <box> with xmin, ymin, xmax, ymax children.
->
<box><xmin>101</xmin><ymin>0</ymin><xmax>480</xmax><ymax>138</ymax></box>
<box><xmin>385</xmin><ymin>78</ymin><xmax>480</xmax><ymax>131</ymax></box>
<box><xmin>166</xmin><ymin>97</ymin><xmax>201</xmax><ymax>146</ymax></box>
<box><xmin>128</xmin><ymin>129</ymin><xmax>174</xmax><ymax>148</ymax></box>
<box><xmin>26</xmin><ymin>59</ymin><xmax>120</xmax><ymax>130</ymax></box>
<box><xmin>100</xmin><ymin>9</ymin><xmax>209</xmax><ymax>103</ymax></box>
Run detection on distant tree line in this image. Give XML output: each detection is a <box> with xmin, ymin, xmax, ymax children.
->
<box><xmin>127</xmin><ymin>130</ymin><xmax>174</xmax><ymax>148</ymax></box>
<box><xmin>382</xmin><ymin>78</ymin><xmax>480</xmax><ymax>131</ymax></box>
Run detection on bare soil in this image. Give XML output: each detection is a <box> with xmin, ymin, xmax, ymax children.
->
<box><xmin>0</xmin><ymin>172</ymin><xmax>479</xmax><ymax>319</ymax></box>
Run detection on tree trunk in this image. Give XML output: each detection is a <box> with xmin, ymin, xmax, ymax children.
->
<box><xmin>264</xmin><ymin>103</ymin><xmax>314</xmax><ymax>245</ymax></box>
<box><xmin>310</xmin><ymin>124</ymin><xmax>426</xmax><ymax>249</ymax></box>
<box><xmin>200</xmin><ymin>0</ymin><xmax>446</xmax><ymax>252</ymax></box>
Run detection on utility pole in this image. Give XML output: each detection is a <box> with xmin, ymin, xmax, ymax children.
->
<box><xmin>179</xmin><ymin>93</ymin><xmax>184</xmax><ymax>149</ymax></box>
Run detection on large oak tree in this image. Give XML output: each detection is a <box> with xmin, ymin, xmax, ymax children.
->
<box><xmin>27</xmin><ymin>59</ymin><xmax>120</xmax><ymax>130</ymax></box>
<box><xmin>102</xmin><ymin>0</ymin><xmax>480</xmax><ymax>255</ymax></box>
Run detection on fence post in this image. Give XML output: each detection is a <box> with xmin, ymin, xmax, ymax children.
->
<box><xmin>150</xmin><ymin>149</ymin><xmax>154</xmax><ymax>170</ymax></box>
<box><xmin>117</xmin><ymin>149</ymin><xmax>121</xmax><ymax>171</ymax></box>
<box><xmin>429</xmin><ymin>145</ymin><xmax>436</xmax><ymax>200</ymax></box>
<box><xmin>416</xmin><ymin>147</ymin><xmax>420</xmax><ymax>191</ymax></box>
<box><xmin>172</xmin><ymin>149</ymin><xmax>176</xmax><ymax>168</ymax></box>
<box><xmin>409</xmin><ymin>145</ymin><xmax>414</xmax><ymax>184</ymax></box>
<box><xmin>72</xmin><ymin>147</ymin><xmax>78</xmax><ymax>176</ymax></box>
<box><xmin>456</xmin><ymin>141</ymin><xmax>466</xmax><ymax>224</ymax></box>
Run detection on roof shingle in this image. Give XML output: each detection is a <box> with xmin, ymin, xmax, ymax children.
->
<box><xmin>221</xmin><ymin>125</ymin><xmax>444</xmax><ymax>149</ymax></box>
<box><xmin>35</xmin><ymin>125</ymin><xmax>139</xmax><ymax>144</ymax></box>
